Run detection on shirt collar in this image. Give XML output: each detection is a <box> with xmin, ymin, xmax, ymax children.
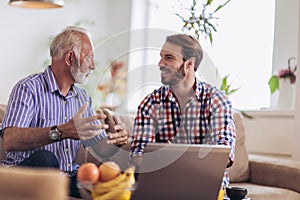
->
<box><xmin>194</xmin><ymin>78</ymin><xmax>204</xmax><ymax>101</ymax></box>
<box><xmin>162</xmin><ymin>85</ymin><xmax>175</xmax><ymax>102</ymax></box>
<box><xmin>43</xmin><ymin>66</ymin><xmax>58</xmax><ymax>93</ymax></box>
<box><xmin>43</xmin><ymin>66</ymin><xmax>78</xmax><ymax>97</ymax></box>
<box><xmin>162</xmin><ymin>78</ymin><xmax>203</xmax><ymax>102</ymax></box>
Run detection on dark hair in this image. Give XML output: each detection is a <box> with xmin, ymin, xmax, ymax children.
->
<box><xmin>166</xmin><ymin>34</ymin><xmax>203</xmax><ymax>71</ymax></box>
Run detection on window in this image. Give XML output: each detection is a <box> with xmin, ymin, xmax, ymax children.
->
<box><xmin>128</xmin><ymin>0</ymin><xmax>275</xmax><ymax>111</ymax></box>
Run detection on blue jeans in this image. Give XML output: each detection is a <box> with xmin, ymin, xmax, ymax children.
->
<box><xmin>18</xmin><ymin>150</ymin><xmax>81</xmax><ymax>198</ymax></box>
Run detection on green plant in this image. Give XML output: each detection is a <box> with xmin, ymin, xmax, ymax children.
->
<box><xmin>220</xmin><ymin>75</ymin><xmax>239</xmax><ymax>96</ymax></box>
<box><xmin>268</xmin><ymin>75</ymin><xmax>279</xmax><ymax>94</ymax></box>
<box><xmin>219</xmin><ymin>75</ymin><xmax>252</xmax><ymax>118</ymax></box>
<box><xmin>268</xmin><ymin>57</ymin><xmax>297</xmax><ymax>94</ymax></box>
<box><xmin>176</xmin><ymin>0</ymin><xmax>231</xmax><ymax>45</ymax></box>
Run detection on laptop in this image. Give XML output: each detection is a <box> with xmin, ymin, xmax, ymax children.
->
<box><xmin>131</xmin><ymin>143</ymin><xmax>230</xmax><ymax>200</ymax></box>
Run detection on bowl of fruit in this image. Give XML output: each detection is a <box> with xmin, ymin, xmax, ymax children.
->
<box><xmin>77</xmin><ymin>161</ymin><xmax>136</xmax><ymax>200</ymax></box>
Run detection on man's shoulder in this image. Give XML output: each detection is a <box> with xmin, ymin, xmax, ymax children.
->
<box><xmin>138</xmin><ymin>86</ymin><xmax>165</xmax><ymax>107</ymax></box>
<box><xmin>145</xmin><ymin>86</ymin><xmax>166</xmax><ymax>100</ymax></box>
<box><xmin>14</xmin><ymin>73</ymin><xmax>43</xmax><ymax>88</ymax></box>
<box><xmin>73</xmin><ymin>85</ymin><xmax>88</xmax><ymax>95</ymax></box>
<box><xmin>72</xmin><ymin>85</ymin><xmax>90</xmax><ymax>101</ymax></box>
<box><xmin>196</xmin><ymin>80</ymin><xmax>223</xmax><ymax>95</ymax></box>
<box><xmin>195</xmin><ymin>79</ymin><xmax>230</xmax><ymax>102</ymax></box>
<box><xmin>196</xmin><ymin>79</ymin><xmax>214</xmax><ymax>89</ymax></box>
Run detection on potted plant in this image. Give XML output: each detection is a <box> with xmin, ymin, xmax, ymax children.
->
<box><xmin>268</xmin><ymin>57</ymin><xmax>297</xmax><ymax>94</ymax></box>
<box><xmin>176</xmin><ymin>0</ymin><xmax>231</xmax><ymax>45</ymax></box>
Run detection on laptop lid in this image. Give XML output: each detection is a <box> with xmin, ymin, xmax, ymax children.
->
<box><xmin>131</xmin><ymin>143</ymin><xmax>230</xmax><ymax>200</ymax></box>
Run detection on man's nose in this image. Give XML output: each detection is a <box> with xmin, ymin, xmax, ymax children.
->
<box><xmin>90</xmin><ymin>60</ymin><xmax>96</xmax><ymax>70</ymax></box>
<box><xmin>158</xmin><ymin>58</ymin><xmax>165</xmax><ymax>67</ymax></box>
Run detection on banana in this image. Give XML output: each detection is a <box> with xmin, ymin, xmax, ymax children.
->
<box><xmin>124</xmin><ymin>166</ymin><xmax>135</xmax><ymax>174</ymax></box>
<box><xmin>92</xmin><ymin>185</ymin><xmax>112</xmax><ymax>196</ymax></box>
<box><xmin>93</xmin><ymin>173</ymin><xmax>127</xmax><ymax>194</ymax></box>
<box><xmin>90</xmin><ymin>190</ymin><xmax>99</xmax><ymax>199</ymax></box>
<box><xmin>91</xmin><ymin>166</ymin><xmax>136</xmax><ymax>199</ymax></box>
<box><xmin>93</xmin><ymin>188</ymin><xmax>128</xmax><ymax>200</ymax></box>
<box><xmin>117</xmin><ymin>191</ymin><xmax>131</xmax><ymax>200</ymax></box>
<box><xmin>93</xmin><ymin>178</ymin><xmax>131</xmax><ymax>196</ymax></box>
<box><xmin>123</xmin><ymin>166</ymin><xmax>135</xmax><ymax>185</ymax></box>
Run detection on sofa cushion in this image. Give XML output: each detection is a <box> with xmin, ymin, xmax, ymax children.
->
<box><xmin>228</xmin><ymin>112</ymin><xmax>250</xmax><ymax>182</ymax></box>
<box><xmin>249</xmin><ymin>154</ymin><xmax>300</xmax><ymax>193</ymax></box>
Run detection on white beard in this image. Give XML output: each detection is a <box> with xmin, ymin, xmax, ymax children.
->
<box><xmin>70</xmin><ymin>58</ymin><xmax>90</xmax><ymax>84</ymax></box>
<box><xmin>73</xmin><ymin>69</ymin><xmax>89</xmax><ymax>84</ymax></box>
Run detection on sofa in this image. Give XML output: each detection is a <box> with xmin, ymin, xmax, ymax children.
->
<box><xmin>227</xmin><ymin>112</ymin><xmax>300</xmax><ymax>200</ymax></box>
<box><xmin>1</xmin><ymin>104</ymin><xmax>300</xmax><ymax>199</ymax></box>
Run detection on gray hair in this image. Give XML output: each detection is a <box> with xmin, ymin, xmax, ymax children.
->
<box><xmin>50</xmin><ymin>26</ymin><xmax>93</xmax><ymax>59</ymax></box>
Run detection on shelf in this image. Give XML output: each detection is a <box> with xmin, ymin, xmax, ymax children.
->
<box><xmin>241</xmin><ymin>108</ymin><xmax>295</xmax><ymax>118</ymax></box>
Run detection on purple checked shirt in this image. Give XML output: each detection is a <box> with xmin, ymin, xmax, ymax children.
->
<box><xmin>131</xmin><ymin>78</ymin><xmax>236</xmax><ymax>186</ymax></box>
<box><xmin>1</xmin><ymin>66</ymin><xmax>106</xmax><ymax>173</ymax></box>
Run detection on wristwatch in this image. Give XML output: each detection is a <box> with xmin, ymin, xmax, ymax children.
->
<box><xmin>49</xmin><ymin>125</ymin><xmax>61</xmax><ymax>141</ymax></box>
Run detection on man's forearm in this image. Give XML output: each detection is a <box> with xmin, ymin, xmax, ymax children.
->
<box><xmin>3</xmin><ymin>127</ymin><xmax>54</xmax><ymax>151</ymax></box>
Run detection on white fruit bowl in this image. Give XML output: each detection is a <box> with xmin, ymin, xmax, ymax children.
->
<box><xmin>77</xmin><ymin>166</ymin><xmax>136</xmax><ymax>200</ymax></box>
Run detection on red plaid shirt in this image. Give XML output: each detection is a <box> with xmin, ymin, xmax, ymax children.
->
<box><xmin>131</xmin><ymin>79</ymin><xmax>236</xmax><ymax>186</ymax></box>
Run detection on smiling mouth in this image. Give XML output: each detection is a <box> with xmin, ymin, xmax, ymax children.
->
<box><xmin>160</xmin><ymin>67</ymin><xmax>170</xmax><ymax>73</ymax></box>
<box><xmin>161</xmin><ymin>70</ymin><xmax>170</xmax><ymax>79</ymax></box>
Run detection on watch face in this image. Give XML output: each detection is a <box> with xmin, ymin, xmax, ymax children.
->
<box><xmin>49</xmin><ymin>127</ymin><xmax>61</xmax><ymax>141</ymax></box>
<box><xmin>50</xmin><ymin>131</ymin><xmax>59</xmax><ymax>140</ymax></box>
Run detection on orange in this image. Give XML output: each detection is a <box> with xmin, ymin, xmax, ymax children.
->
<box><xmin>98</xmin><ymin>161</ymin><xmax>121</xmax><ymax>182</ymax></box>
<box><xmin>77</xmin><ymin>162</ymin><xmax>99</xmax><ymax>184</ymax></box>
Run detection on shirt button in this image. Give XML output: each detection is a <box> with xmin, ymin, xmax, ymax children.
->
<box><xmin>64</xmin><ymin>116</ymin><xmax>67</xmax><ymax>120</ymax></box>
<box><xmin>65</xmin><ymin>148</ymin><xmax>69</xmax><ymax>152</ymax></box>
<box><xmin>67</xmin><ymin>164</ymin><xmax>71</xmax><ymax>167</ymax></box>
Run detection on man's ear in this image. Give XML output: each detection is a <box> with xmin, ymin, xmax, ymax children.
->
<box><xmin>65</xmin><ymin>51</ymin><xmax>73</xmax><ymax>66</ymax></box>
<box><xmin>186</xmin><ymin>57</ymin><xmax>195</xmax><ymax>70</ymax></box>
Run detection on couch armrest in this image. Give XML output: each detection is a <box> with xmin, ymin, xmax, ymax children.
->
<box><xmin>249</xmin><ymin>154</ymin><xmax>300</xmax><ymax>193</ymax></box>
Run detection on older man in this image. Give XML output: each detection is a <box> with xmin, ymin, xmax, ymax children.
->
<box><xmin>1</xmin><ymin>26</ymin><xmax>128</xmax><ymax>197</ymax></box>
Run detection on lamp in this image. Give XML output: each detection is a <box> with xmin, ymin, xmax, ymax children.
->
<box><xmin>9</xmin><ymin>0</ymin><xmax>64</xmax><ymax>9</ymax></box>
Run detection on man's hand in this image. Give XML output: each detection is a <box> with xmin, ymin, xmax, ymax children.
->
<box><xmin>59</xmin><ymin>102</ymin><xmax>108</xmax><ymax>140</ymax></box>
<box><xmin>88</xmin><ymin>115</ymin><xmax>129</xmax><ymax>159</ymax></box>
<box><xmin>96</xmin><ymin>108</ymin><xmax>129</xmax><ymax>146</ymax></box>
<box><xmin>106</xmin><ymin>122</ymin><xmax>129</xmax><ymax>145</ymax></box>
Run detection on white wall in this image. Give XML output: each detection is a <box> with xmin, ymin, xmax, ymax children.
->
<box><xmin>0</xmin><ymin>0</ymin><xmax>132</xmax><ymax>105</ymax></box>
<box><xmin>241</xmin><ymin>0</ymin><xmax>300</xmax><ymax>159</ymax></box>
<box><xmin>293</xmin><ymin>1</ymin><xmax>300</xmax><ymax>160</ymax></box>
<box><xmin>271</xmin><ymin>0</ymin><xmax>299</xmax><ymax>107</ymax></box>
<box><xmin>272</xmin><ymin>0</ymin><xmax>299</xmax><ymax>70</ymax></box>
